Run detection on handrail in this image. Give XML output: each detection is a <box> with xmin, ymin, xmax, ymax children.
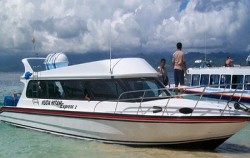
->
<box><xmin>220</xmin><ymin>88</ymin><xmax>238</xmax><ymax>116</ymax></box>
<box><xmin>114</xmin><ymin>87</ymin><xmax>170</xmax><ymax>113</ymax></box>
<box><xmin>218</xmin><ymin>84</ymin><xmax>227</xmax><ymax>104</ymax></box>
<box><xmin>191</xmin><ymin>86</ymin><xmax>207</xmax><ymax>116</ymax></box>
<box><xmin>161</xmin><ymin>97</ymin><xmax>171</xmax><ymax>116</ymax></box>
<box><xmin>137</xmin><ymin>91</ymin><xmax>146</xmax><ymax>115</ymax></box>
<box><xmin>183</xmin><ymin>83</ymin><xmax>248</xmax><ymax>115</ymax></box>
<box><xmin>93</xmin><ymin>83</ymin><xmax>249</xmax><ymax>116</ymax></box>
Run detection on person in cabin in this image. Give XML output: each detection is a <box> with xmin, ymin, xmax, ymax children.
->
<box><xmin>172</xmin><ymin>42</ymin><xmax>186</xmax><ymax>98</ymax></box>
<box><xmin>84</xmin><ymin>89</ymin><xmax>91</xmax><ymax>101</ymax></box>
<box><xmin>38</xmin><ymin>81</ymin><xmax>47</xmax><ymax>98</ymax></box>
<box><xmin>157</xmin><ymin>58</ymin><xmax>170</xmax><ymax>87</ymax></box>
<box><xmin>225</xmin><ymin>56</ymin><xmax>233</xmax><ymax>67</ymax></box>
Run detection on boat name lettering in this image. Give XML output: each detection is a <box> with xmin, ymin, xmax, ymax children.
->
<box><xmin>51</xmin><ymin>100</ymin><xmax>63</xmax><ymax>106</ymax></box>
<box><xmin>41</xmin><ymin>100</ymin><xmax>77</xmax><ymax>109</ymax></box>
<box><xmin>42</xmin><ymin>100</ymin><xmax>51</xmax><ymax>105</ymax></box>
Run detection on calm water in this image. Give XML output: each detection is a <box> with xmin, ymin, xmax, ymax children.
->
<box><xmin>0</xmin><ymin>72</ymin><xmax>250</xmax><ymax>158</ymax></box>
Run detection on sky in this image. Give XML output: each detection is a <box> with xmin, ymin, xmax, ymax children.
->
<box><xmin>0</xmin><ymin>0</ymin><xmax>250</xmax><ymax>56</ymax></box>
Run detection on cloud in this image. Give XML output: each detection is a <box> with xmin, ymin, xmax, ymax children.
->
<box><xmin>0</xmin><ymin>0</ymin><xmax>249</xmax><ymax>55</ymax></box>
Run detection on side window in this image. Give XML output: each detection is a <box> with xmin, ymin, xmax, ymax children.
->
<box><xmin>220</xmin><ymin>75</ymin><xmax>231</xmax><ymax>89</ymax></box>
<box><xmin>210</xmin><ymin>75</ymin><xmax>220</xmax><ymax>87</ymax></box>
<box><xmin>185</xmin><ymin>74</ymin><xmax>192</xmax><ymax>86</ymax></box>
<box><xmin>55</xmin><ymin>81</ymin><xmax>64</xmax><ymax>97</ymax></box>
<box><xmin>191</xmin><ymin>74</ymin><xmax>200</xmax><ymax>86</ymax></box>
<box><xmin>200</xmin><ymin>75</ymin><xmax>209</xmax><ymax>86</ymax></box>
<box><xmin>88</xmin><ymin>80</ymin><xmax>122</xmax><ymax>100</ymax></box>
<box><xmin>145</xmin><ymin>80</ymin><xmax>159</xmax><ymax>97</ymax></box>
<box><xmin>245</xmin><ymin>75</ymin><xmax>250</xmax><ymax>90</ymax></box>
<box><xmin>26</xmin><ymin>80</ymin><xmax>64</xmax><ymax>99</ymax></box>
<box><xmin>26</xmin><ymin>81</ymin><xmax>39</xmax><ymax>98</ymax></box>
<box><xmin>61</xmin><ymin>80</ymin><xmax>84</xmax><ymax>100</ymax></box>
<box><xmin>232</xmin><ymin>75</ymin><xmax>243</xmax><ymax>90</ymax></box>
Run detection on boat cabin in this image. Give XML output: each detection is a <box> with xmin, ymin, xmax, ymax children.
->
<box><xmin>186</xmin><ymin>66</ymin><xmax>250</xmax><ymax>90</ymax></box>
<box><xmin>20</xmin><ymin>54</ymin><xmax>171</xmax><ymax>103</ymax></box>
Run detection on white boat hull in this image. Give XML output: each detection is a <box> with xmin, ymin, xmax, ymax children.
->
<box><xmin>0</xmin><ymin>107</ymin><xmax>248</xmax><ymax>149</ymax></box>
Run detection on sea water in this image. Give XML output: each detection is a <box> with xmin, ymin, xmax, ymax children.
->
<box><xmin>0</xmin><ymin>72</ymin><xmax>250</xmax><ymax>158</ymax></box>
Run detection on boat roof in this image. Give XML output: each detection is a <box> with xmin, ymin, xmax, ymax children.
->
<box><xmin>187</xmin><ymin>66</ymin><xmax>250</xmax><ymax>76</ymax></box>
<box><xmin>22</xmin><ymin>57</ymin><xmax>159</xmax><ymax>80</ymax></box>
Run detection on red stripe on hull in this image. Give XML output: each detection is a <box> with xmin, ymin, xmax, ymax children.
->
<box><xmin>0</xmin><ymin>106</ymin><xmax>249</xmax><ymax>123</ymax></box>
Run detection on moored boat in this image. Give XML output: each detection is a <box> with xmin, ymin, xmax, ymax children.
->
<box><xmin>186</xmin><ymin>56</ymin><xmax>250</xmax><ymax>104</ymax></box>
<box><xmin>0</xmin><ymin>53</ymin><xmax>249</xmax><ymax>150</ymax></box>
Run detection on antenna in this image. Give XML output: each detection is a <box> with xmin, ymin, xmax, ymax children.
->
<box><xmin>109</xmin><ymin>21</ymin><xmax>112</xmax><ymax>75</ymax></box>
<box><xmin>203</xmin><ymin>13</ymin><xmax>207</xmax><ymax>62</ymax></box>
<box><xmin>32</xmin><ymin>36</ymin><xmax>37</xmax><ymax>57</ymax></box>
<box><xmin>204</xmin><ymin>31</ymin><xmax>207</xmax><ymax>61</ymax></box>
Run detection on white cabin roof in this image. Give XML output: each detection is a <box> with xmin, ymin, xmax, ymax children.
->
<box><xmin>187</xmin><ymin>66</ymin><xmax>250</xmax><ymax>76</ymax></box>
<box><xmin>22</xmin><ymin>58</ymin><xmax>158</xmax><ymax>80</ymax></box>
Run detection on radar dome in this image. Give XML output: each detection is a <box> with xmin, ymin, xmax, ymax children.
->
<box><xmin>44</xmin><ymin>52</ymin><xmax>69</xmax><ymax>70</ymax></box>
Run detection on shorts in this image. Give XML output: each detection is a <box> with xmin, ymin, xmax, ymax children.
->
<box><xmin>174</xmin><ymin>69</ymin><xmax>184</xmax><ymax>86</ymax></box>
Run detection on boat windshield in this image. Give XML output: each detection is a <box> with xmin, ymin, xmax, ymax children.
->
<box><xmin>26</xmin><ymin>78</ymin><xmax>170</xmax><ymax>102</ymax></box>
<box><xmin>27</xmin><ymin>59</ymin><xmax>47</xmax><ymax>72</ymax></box>
<box><xmin>118</xmin><ymin>78</ymin><xmax>170</xmax><ymax>101</ymax></box>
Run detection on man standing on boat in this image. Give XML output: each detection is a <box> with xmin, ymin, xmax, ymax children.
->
<box><xmin>225</xmin><ymin>56</ymin><xmax>233</xmax><ymax>67</ymax></box>
<box><xmin>157</xmin><ymin>58</ymin><xmax>170</xmax><ymax>87</ymax></box>
<box><xmin>172</xmin><ymin>42</ymin><xmax>186</xmax><ymax>97</ymax></box>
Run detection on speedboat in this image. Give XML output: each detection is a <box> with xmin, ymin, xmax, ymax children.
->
<box><xmin>186</xmin><ymin>56</ymin><xmax>250</xmax><ymax>104</ymax></box>
<box><xmin>0</xmin><ymin>53</ymin><xmax>249</xmax><ymax>150</ymax></box>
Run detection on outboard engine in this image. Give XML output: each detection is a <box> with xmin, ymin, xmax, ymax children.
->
<box><xmin>44</xmin><ymin>52</ymin><xmax>69</xmax><ymax>70</ymax></box>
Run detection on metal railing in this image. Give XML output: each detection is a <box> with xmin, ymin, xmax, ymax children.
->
<box><xmin>182</xmin><ymin>83</ymin><xmax>248</xmax><ymax>116</ymax></box>
<box><xmin>94</xmin><ymin>83</ymin><xmax>250</xmax><ymax>116</ymax></box>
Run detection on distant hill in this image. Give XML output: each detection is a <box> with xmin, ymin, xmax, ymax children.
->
<box><xmin>0</xmin><ymin>51</ymin><xmax>249</xmax><ymax>72</ymax></box>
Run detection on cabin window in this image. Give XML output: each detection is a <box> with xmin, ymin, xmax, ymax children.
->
<box><xmin>200</xmin><ymin>75</ymin><xmax>209</xmax><ymax>86</ymax></box>
<box><xmin>61</xmin><ymin>80</ymin><xmax>85</xmax><ymax>100</ymax></box>
<box><xmin>232</xmin><ymin>75</ymin><xmax>243</xmax><ymax>90</ymax></box>
<box><xmin>27</xmin><ymin>80</ymin><xmax>64</xmax><ymax>99</ymax></box>
<box><xmin>26</xmin><ymin>78</ymin><xmax>170</xmax><ymax>101</ymax></box>
<box><xmin>55</xmin><ymin>81</ymin><xmax>64</xmax><ymax>97</ymax></box>
<box><xmin>210</xmin><ymin>75</ymin><xmax>220</xmax><ymax>87</ymax></box>
<box><xmin>244</xmin><ymin>75</ymin><xmax>250</xmax><ymax>90</ymax></box>
<box><xmin>39</xmin><ymin>81</ymin><xmax>60</xmax><ymax>98</ymax></box>
<box><xmin>191</xmin><ymin>74</ymin><xmax>200</xmax><ymax>86</ymax></box>
<box><xmin>146</xmin><ymin>80</ymin><xmax>160</xmax><ymax>96</ymax></box>
<box><xmin>220</xmin><ymin>75</ymin><xmax>231</xmax><ymax>89</ymax></box>
<box><xmin>26</xmin><ymin>81</ymin><xmax>39</xmax><ymax>98</ymax></box>
<box><xmin>122</xmin><ymin>78</ymin><xmax>169</xmax><ymax>99</ymax></box>
<box><xmin>87</xmin><ymin>80</ymin><xmax>123</xmax><ymax>100</ymax></box>
<box><xmin>185</xmin><ymin>74</ymin><xmax>191</xmax><ymax>86</ymax></box>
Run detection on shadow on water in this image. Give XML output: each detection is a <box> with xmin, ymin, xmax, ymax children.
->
<box><xmin>216</xmin><ymin>143</ymin><xmax>250</xmax><ymax>153</ymax></box>
<box><xmin>132</xmin><ymin>144</ymin><xmax>250</xmax><ymax>152</ymax></box>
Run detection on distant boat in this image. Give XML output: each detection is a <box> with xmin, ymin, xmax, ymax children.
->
<box><xmin>0</xmin><ymin>53</ymin><xmax>249</xmax><ymax>150</ymax></box>
<box><xmin>185</xmin><ymin>55</ymin><xmax>250</xmax><ymax>103</ymax></box>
